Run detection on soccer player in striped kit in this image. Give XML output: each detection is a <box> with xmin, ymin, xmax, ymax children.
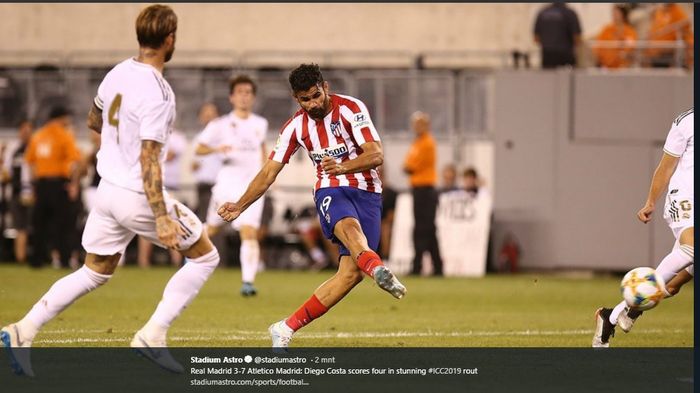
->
<box><xmin>218</xmin><ymin>63</ymin><xmax>407</xmax><ymax>350</ymax></box>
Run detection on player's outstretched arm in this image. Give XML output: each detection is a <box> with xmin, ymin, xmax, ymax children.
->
<box><xmin>637</xmin><ymin>152</ymin><xmax>680</xmax><ymax>223</ymax></box>
<box><xmin>321</xmin><ymin>141</ymin><xmax>383</xmax><ymax>176</ymax></box>
<box><xmin>140</xmin><ymin>140</ymin><xmax>184</xmax><ymax>248</ymax></box>
<box><xmin>218</xmin><ymin>159</ymin><xmax>284</xmax><ymax>222</ymax></box>
<box><xmin>195</xmin><ymin>142</ymin><xmax>231</xmax><ymax>156</ymax></box>
<box><xmin>87</xmin><ymin>104</ymin><xmax>103</xmax><ymax>133</ymax></box>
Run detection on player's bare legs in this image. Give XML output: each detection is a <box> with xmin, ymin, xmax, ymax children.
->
<box><xmin>239</xmin><ymin>225</ymin><xmax>260</xmax><ymax>296</ymax></box>
<box><xmin>269</xmin><ymin>217</ymin><xmax>405</xmax><ymax>351</ymax></box>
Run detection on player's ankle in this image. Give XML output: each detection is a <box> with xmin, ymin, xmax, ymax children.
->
<box><xmin>356</xmin><ymin>250</ymin><xmax>383</xmax><ymax>277</ymax></box>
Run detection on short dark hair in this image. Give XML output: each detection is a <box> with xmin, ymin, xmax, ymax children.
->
<box><xmin>48</xmin><ymin>106</ymin><xmax>72</xmax><ymax>121</ymax></box>
<box><xmin>288</xmin><ymin>63</ymin><xmax>324</xmax><ymax>93</ymax></box>
<box><xmin>463</xmin><ymin>167</ymin><xmax>478</xmax><ymax>178</ymax></box>
<box><xmin>135</xmin><ymin>4</ymin><xmax>178</xmax><ymax>49</ymax></box>
<box><xmin>614</xmin><ymin>4</ymin><xmax>630</xmax><ymax>24</ymax></box>
<box><xmin>229</xmin><ymin>75</ymin><xmax>257</xmax><ymax>95</ymax></box>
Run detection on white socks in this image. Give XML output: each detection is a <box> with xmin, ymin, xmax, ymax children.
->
<box><xmin>19</xmin><ymin>265</ymin><xmax>111</xmax><ymax>342</ymax></box>
<box><xmin>610</xmin><ymin>245</ymin><xmax>694</xmax><ymax>325</ymax></box>
<box><xmin>240</xmin><ymin>240</ymin><xmax>260</xmax><ymax>284</ymax></box>
<box><xmin>141</xmin><ymin>248</ymin><xmax>219</xmax><ymax>342</ymax></box>
<box><xmin>656</xmin><ymin>245</ymin><xmax>694</xmax><ymax>294</ymax></box>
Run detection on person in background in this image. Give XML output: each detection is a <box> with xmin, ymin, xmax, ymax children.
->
<box><xmin>378</xmin><ymin>166</ymin><xmax>397</xmax><ymax>261</ymax></box>
<box><xmin>24</xmin><ymin>106</ymin><xmax>82</xmax><ymax>268</ymax></box>
<box><xmin>439</xmin><ymin>163</ymin><xmax>459</xmax><ymax>194</ymax></box>
<box><xmin>2</xmin><ymin>119</ymin><xmax>34</xmax><ymax>263</ymax></box>
<box><xmin>593</xmin><ymin>4</ymin><xmax>637</xmax><ymax>69</ymax></box>
<box><xmin>462</xmin><ymin>167</ymin><xmax>481</xmax><ymax>197</ymax></box>
<box><xmin>646</xmin><ymin>3</ymin><xmax>693</xmax><ymax>68</ymax></box>
<box><xmin>403</xmin><ymin>111</ymin><xmax>443</xmax><ymax>276</ymax></box>
<box><xmin>192</xmin><ymin>102</ymin><xmax>221</xmax><ymax>221</ymax></box>
<box><xmin>534</xmin><ymin>3</ymin><xmax>582</xmax><ymax>68</ymax></box>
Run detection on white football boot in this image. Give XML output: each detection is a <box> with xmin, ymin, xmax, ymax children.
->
<box><xmin>1</xmin><ymin>324</ymin><xmax>35</xmax><ymax>377</ymax></box>
<box><xmin>268</xmin><ymin>320</ymin><xmax>294</xmax><ymax>353</ymax></box>
<box><xmin>130</xmin><ymin>330</ymin><xmax>184</xmax><ymax>373</ymax></box>
<box><xmin>372</xmin><ymin>266</ymin><xmax>407</xmax><ymax>299</ymax></box>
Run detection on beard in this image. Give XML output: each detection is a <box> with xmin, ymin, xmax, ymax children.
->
<box><xmin>307</xmin><ymin>107</ymin><xmax>326</xmax><ymax>119</ymax></box>
<box><xmin>307</xmin><ymin>97</ymin><xmax>330</xmax><ymax>120</ymax></box>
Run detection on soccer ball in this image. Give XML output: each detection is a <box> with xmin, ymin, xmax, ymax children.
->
<box><xmin>620</xmin><ymin>267</ymin><xmax>666</xmax><ymax>311</ymax></box>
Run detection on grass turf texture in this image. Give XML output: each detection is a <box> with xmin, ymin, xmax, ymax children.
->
<box><xmin>0</xmin><ymin>265</ymin><xmax>693</xmax><ymax>347</ymax></box>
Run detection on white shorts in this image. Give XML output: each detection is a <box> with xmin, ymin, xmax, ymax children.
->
<box><xmin>206</xmin><ymin>187</ymin><xmax>264</xmax><ymax>230</ymax></box>
<box><xmin>82</xmin><ymin>180</ymin><xmax>203</xmax><ymax>255</ymax></box>
<box><xmin>663</xmin><ymin>192</ymin><xmax>694</xmax><ymax>239</ymax></box>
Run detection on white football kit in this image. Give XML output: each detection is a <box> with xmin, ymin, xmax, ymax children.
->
<box><xmin>82</xmin><ymin>58</ymin><xmax>202</xmax><ymax>255</ymax></box>
<box><xmin>197</xmin><ymin>112</ymin><xmax>268</xmax><ymax>230</ymax></box>
<box><xmin>662</xmin><ymin>109</ymin><xmax>694</xmax><ymax>239</ymax></box>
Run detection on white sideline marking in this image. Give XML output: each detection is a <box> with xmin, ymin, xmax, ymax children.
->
<box><xmin>34</xmin><ymin>328</ymin><xmax>690</xmax><ymax>344</ymax></box>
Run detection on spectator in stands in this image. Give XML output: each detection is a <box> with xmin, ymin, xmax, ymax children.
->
<box><xmin>192</xmin><ymin>102</ymin><xmax>221</xmax><ymax>221</ymax></box>
<box><xmin>25</xmin><ymin>106</ymin><xmax>81</xmax><ymax>268</ymax></box>
<box><xmin>593</xmin><ymin>4</ymin><xmax>638</xmax><ymax>69</ymax></box>
<box><xmin>439</xmin><ymin>163</ymin><xmax>459</xmax><ymax>194</ymax></box>
<box><xmin>462</xmin><ymin>167</ymin><xmax>481</xmax><ymax>198</ymax></box>
<box><xmin>403</xmin><ymin>111</ymin><xmax>443</xmax><ymax>276</ymax></box>
<box><xmin>378</xmin><ymin>166</ymin><xmax>397</xmax><ymax>261</ymax></box>
<box><xmin>534</xmin><ymin>3</ymin><xmax>582</xmax><ymax>68</ymax></box>
<box><xmin>646</xmin><ymin>3</ymin><xmax>693</xmax><ymax>68</ymax></box>
<box><xmin>2</xmin><ymin>119</ymin><xmax>34</xmax><ymax>263</ymax></box>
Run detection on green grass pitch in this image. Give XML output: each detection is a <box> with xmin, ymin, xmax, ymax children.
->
<box><xmin>0</xmin><ymin>265</ymin><xmax>693</xmax><ymax>347</ymax></box>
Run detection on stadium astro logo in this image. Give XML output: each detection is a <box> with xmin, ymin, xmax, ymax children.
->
<box><xmin>310</xmin><ymin>144</ymin><xmax>349</xmax><ymax>163</ymax></box>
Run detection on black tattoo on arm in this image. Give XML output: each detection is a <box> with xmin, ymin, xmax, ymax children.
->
<box><xmin>87</xmin><ymin>104</ymin><xmax>103</xmax><ymax>133</ymax></box>
<box><xmin>140</xmin><ymin>140</ymin><xmax>167</xmax><ymax>218</ymax></box>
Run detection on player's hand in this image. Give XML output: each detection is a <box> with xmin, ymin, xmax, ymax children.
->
<box><xmin>637</xmin><ymin>202</ymin><xmax>655</xmax><ymax>224</ymax></box>
<box><xmin>156</xmin><ymin>215</ymin><xmax>185</xmax><ymax>249</ymax></box>
<box><xmin>321</xmin><ymin>156</ymin><xmax>345</xmax><ymax>175</ymax></box>
<box><xmin>218</xmin><ymin>145</ymin><xmax>233</xmax><ymax>154</ymax></box>
<box><xmin>218</xmin><ymin>202</ymin><xmax>242</xmax><ymax>222</ymax></box>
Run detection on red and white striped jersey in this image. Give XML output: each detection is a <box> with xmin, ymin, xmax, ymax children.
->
<box><xmin>269</xmin><ymin>94</ymin><xmax>382</xmax><ymax>193</ymax></box>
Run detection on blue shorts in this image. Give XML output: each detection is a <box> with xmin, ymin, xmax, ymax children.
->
<box><xmin>314</xmin><ymin>186</ymin><xmax>383</xmax><ymax>257</ymax></box>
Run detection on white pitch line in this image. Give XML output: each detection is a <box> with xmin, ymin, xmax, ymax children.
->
<box><xmin>34</xmin><ymin>328</ymin><xmax>690</xmax><ymax>344</ymax></box>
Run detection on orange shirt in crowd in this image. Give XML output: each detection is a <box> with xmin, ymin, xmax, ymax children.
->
<box><xmin>404</xmin><ymin>132</ymin><xmax>437</xmax><ymax>187</ymax></box>
<box><xmin>594</xmin><ymin>23</ymin><xmax>637</xmax><ymax>68</ymax></box>
<box><xmin>25</xmin><ymin>120</ymin><xmax>81</xmax><ymax>179</ymax></box>
<box><xmin>647</xmin><ymin>4</ymin><xmax>693</xmax><ymax>60</ymax></box>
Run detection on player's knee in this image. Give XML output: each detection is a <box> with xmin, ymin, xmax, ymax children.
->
<box><xmin>82</xmin><ymin>264</ymin><xmax>112</xmax><ymax>290</ymax></box>
<box><xmin>679</xmin><ymin>227</ymin><xmax>694</xmax><ymax>248</ymax></box>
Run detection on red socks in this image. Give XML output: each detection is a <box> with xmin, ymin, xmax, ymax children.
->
<box><xmin>285</xmin><ymin>294</ymin><xmax>329</xmax><ymax>331</ymax></box>
<box><xmin>356</xmin><ymin>250</ymin><xmax>384</xmax><ymax>277</ymax></box>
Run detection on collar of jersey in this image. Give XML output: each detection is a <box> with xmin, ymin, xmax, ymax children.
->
<box><xmin>129</xmin><ymin>57</ymin><xmax>162</xmax><ymax>74</ymax></box>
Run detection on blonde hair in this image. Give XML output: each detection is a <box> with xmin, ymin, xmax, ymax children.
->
<box><xmin>135</xmin><ymin>4</ymin><xmax>177</xmax><ymax>49</ymax></box>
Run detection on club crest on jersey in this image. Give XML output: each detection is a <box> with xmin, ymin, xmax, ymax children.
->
<box><xmin>310</xmin><ymin>144</ymin><xmax>349</xmax><ymax>163</ymax></box>
<box><xmin>330</xmin><ymin>121</ymin><xmax>342</xmax><ymax>137</ymax></box>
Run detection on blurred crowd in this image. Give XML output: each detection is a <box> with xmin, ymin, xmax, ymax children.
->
<box><xmin>534</xmin><ymin>3</ymin><xmax>694</xmax><ymax>69</ymax></box>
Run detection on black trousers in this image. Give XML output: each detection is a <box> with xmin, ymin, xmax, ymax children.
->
<box><xmin>196</xmin><ymin>183</ymin><xmax>214</xmax><ymax>222</ymax></box>
<box><xmin>30</xmin><ymin>177</ymin><xmax>71</xmax><ymax>267</ymax></box>
<box><xmin>541</xmin><ymin>49</ymin><xmax>575</xmax><ymax>69</ymax></box>
<box><xmin>411</xmin><ymin>186</ymin><xmax>443</xmax><ymax>275</ymax></box>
